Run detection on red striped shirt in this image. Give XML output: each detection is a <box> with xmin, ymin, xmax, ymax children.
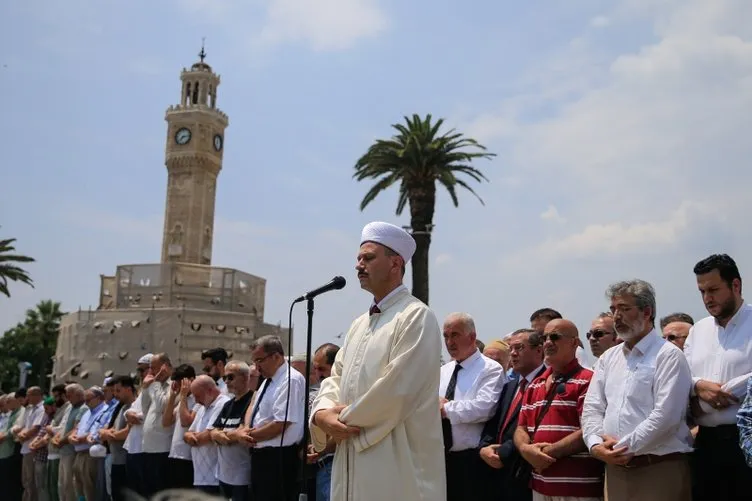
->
<box><xmin>517</xmin><ymin>359</ymin><xmax>604</xmax><ymax>498</ymax></box>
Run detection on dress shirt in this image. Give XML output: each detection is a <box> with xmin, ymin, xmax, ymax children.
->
<box><xmin>141</xmin><ymin>380</ymin><xmax>173</xmax><ymax>453</ymax></box>
<box><xmin>20</xmin><ymin>402</ymin><xmax>45</xmax><ymax>455</ymax></box>
<box><xmin>74</xmin><ymin>402</ymin><xmax>106</xmax><ymax>452</ymax></box>
<box><xmin>249</xmin><ymin>362</ymin><xmax>306</xmax><ymax>448</ymax></box>
<box><xmin>189</xmin><ymin>393</ymin><xmax>231</xmax><ymax>487</ymax></box>
<box><xmin>371</xmin><ymin>284</ymin><xmax>407</xmax><ymax>311</ymax></box>
<box><xmin>439</xmin><ymin>349</ymin><xmax>505</xmax><ymax>451</ymax></box>
<box><xmin>90</xmin><ymin>399</ymin><xmax>117</xmax><ymax>443</ymax></box>
<box><xmin>684</xmin><ymin>303</ymin><xmax>752</xmax><ymax>426</ymax></box>
<box><xmin>582</xmin><ymin>329</ymin><xmax>693</xmax><ymax>455</ymax></box>
<box><xmin>123</xmin><ymin>392</ymin><xmax>145</xmax><ymax>454</ymax></box>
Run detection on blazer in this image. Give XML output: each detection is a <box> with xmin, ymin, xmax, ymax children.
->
<box><xmin>479</xmin><ymin>366</ymin><xmax>547</xmax><ymax>462</ymax></box>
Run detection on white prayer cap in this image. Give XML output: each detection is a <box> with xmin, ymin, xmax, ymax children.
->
<box><xmin>137</xmin><ymin>353</ymin><xmax>153</xmax><ymax>365</ymax></box>
<box><xmin>360</xmin><ymin>221</ymin><xmax>416</xmax><ymax>262</ymax></box>
<box><xmin>103</xmin><ymin>377</ymin><xmax>112</xmax><ymax>386</ymax></box>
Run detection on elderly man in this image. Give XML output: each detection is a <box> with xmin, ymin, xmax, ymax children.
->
<box><xmin>479</xmin><ymin>329</ymin><xmax>546</xmax><ymax>501</ymax></box>
<box><xmin>0</xmin><ymin>392</ymin><xmax>23</xmax><ymax>501</ymax></box>
<box><xmin>123</xmin><ymin>353</ymin><xmax>153</xmax><ymax>496</ymax></box>
<box><xmin>185</xmin><ymin>375</ymin><xmax>231</xmax><ymax>494</ymax></box>
<box><xmin>209</xmin><ymin>360</ymin><xmax>255</xmax><ymax>500</ymax></box>
<box><xmin>514</xmin><ymin>319</ymin><xmax>603</xmax><ymax>501</ymax></box>
<box><xmin>70</xmin><ymin>386</ymin><xmax>107</xmax><ymax>501</ymax></box>
<box><xmin>587</xmin><ymin>312</ymin><xmax>621</xmax><ymax>359</ymax></box>
<box><xmin>310</xmin><ymin>221</ymin><xmax>446</xmax><ymax>501</ymax></box>
<box><xmin>583</xmin><ymin>280</ymin><xmax>693</xmax><ymax>501</ymax></box>
<box><xmin>440</xmin><ymin>312</ymin><xmax>505</xmax><ymax>501</ymax></box>
<box><xmin>54</xmin><ymin>384</ymin><xmax>87</xmax><ymax>501</ymax></box>
<box><xmin>684</xmin><ymin>254</ymin><xmax>752</xmax><ymax>501</ymax></box>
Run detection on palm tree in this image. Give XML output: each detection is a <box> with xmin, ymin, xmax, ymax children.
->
<box><xmin>0</xmin><ymin>232</ymin><xmax>35</xmax><ymax>298</ymax></box>
<box><xmin>23</xmin><ymin>300</ymin><xmax>63</xmax><ymax>391</ymax></box>
<box><xmin>354</xmin><ymin>113</ymin><xmax>495</xmax><ymax>304</ymax></box>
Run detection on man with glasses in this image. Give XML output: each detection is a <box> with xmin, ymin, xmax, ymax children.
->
<box><xmin>583</xmin><ymin>280</ymin><xmax>693</xmax><ymax>501</ymax></box>
<box><xmin>479</xmin><ymin>328</ymin><xmax>545</xmax><ymax>501</ymax></box>
<box><xmin>587</xmin><ymin>312</ymin><xmax>621</xmax><ymax>359</ymax></box>
<box><xmin>513</xmin><ymin>319</ymin><xmax>603</xmax><ymax>501</ymax></box>
<box><xmin>209</xmin><ymin>360</ymin><xmax>254</xmax><ymax>501</ymax></box>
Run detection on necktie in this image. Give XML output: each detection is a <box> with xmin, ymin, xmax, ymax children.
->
<box><xmin>369</xmin><ymin>305</ymin><xmax>381</xmax><ymax>316</ymax></box>
<box><xmin>442</xmin><ymin>363</ymin><xmax>462</xmax><ymax>451</ymax></box>
<box><xmin>499</xmin><ymin>378</ymin><xmax>528</xmax><ymax>441</ymax></box>
<box><xmin>250</xmin><ymin>379</ymin><xmax>271</xmax><ymax>426</ymax></box>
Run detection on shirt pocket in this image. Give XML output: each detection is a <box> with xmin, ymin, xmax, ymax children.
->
<box><xmin>626</xmin><ymin>365</ymin><xmax>655</xmax><ymax>408</ymax></box>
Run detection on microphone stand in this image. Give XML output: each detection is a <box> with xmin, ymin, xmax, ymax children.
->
<box><xmin>298</xmin><ymin>297</ymin><xmax>315</xmax><ymax>501</ymax></box>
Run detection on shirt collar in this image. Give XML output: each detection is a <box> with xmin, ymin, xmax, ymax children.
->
<box><xmin>622</xmin><ymin>328</ymin><xmax>660</xmax><ymax>356</ymax></box>
<box><xmin>270</xmin><ymin>362</ymin><xmax>290</xmax><ymax>382</ymax></box>
<box><xmin>524</xmin><ymin>364</ymin><xmax>546</xmax><ymax>384</ymax></box>
<box><xmin>716</xmin><ymin>302</ymin><xmax>752</xmax><ymax>328</ymax></box>
<box><xmin>455</xmin><ymin>349</ymin><xmax>482</xmax><ymax>369</ymax></box>
<box><xmin>546</xmin><ymin>357</ymin><xmax>581</xmax><ymax>378</ymax></box>
<box><xmin>371</xmin><ymin>284</ymin><xmax>407</xmax><ymax>310</ymax></box>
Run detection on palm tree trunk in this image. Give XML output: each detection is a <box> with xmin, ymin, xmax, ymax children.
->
<box><xmin>408</xmin><ymin>184</ymin><xmax>436</xmax><ymax>305</ymax></box>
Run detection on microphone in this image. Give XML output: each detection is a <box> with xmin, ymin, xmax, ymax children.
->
<box><xmin>293</xmin><ymin>276</ymin><xmax>346</xmax><ymax>303</ymax></box>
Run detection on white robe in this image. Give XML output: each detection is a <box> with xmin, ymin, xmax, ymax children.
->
<box><xmin>310</xmin><ymin>288</ymin><xmax>447</xmax><ymax>501</ymax></box>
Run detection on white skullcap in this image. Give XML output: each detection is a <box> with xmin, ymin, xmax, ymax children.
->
<box><xmin>137</xmin><ymin>353</ymin><xmax>153</xmax><ymax>365</ymax></box>
<box><xmin>360</xmin><ymin>222</ymin><xmax>416</xmax><ymax>262</ymax></box>
<box><xmin>103</xmin><ymin>377</ymin><xmax>112</xmax><ymax>386</ymax></box>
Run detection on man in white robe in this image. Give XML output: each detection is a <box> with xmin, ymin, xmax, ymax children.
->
<box><xmin>310</xmin><ymin>221</ymin><xmax>447</xmax><ymax>501</ymax></box>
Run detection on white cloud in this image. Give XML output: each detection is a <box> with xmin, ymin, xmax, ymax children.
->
<box><xmin>590</xmin><ymin>15</ymin><xmax>611</xmax><ymax>28</ymax></box>
<box><xmin>540</xmin><ymin>205</ymin><xmax>566</xmax><ymax>224</ymax></box>
<box><xmin>255</xmin><ymin>0</ymin><xmax>388</xmax><ymax>51</ymax></box>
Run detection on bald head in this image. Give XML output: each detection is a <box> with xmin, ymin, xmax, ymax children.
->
<box><xmin>663</xmin><ymin>321</ymin><xmax>691</xmax><ymax>350</ymax></box>
<box><xmin>191</xmin><ymin>375</ymin><xmax>220</xmax><ymax>406</ymax></box>
<box><xmin>543</xmin><ymin>319</ymin><xmax>580</xmax><ymax>372</ymax></box>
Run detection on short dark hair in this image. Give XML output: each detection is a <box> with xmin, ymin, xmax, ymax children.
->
<box><xmin>112</xmin><ymin>375</ymin><xmax>136</xmax><ymax>390</ymax></box>
<box><xmin>51</xmin><ymin>384</ymin><xmax>66</xmax><ymax>394</ymax></box>
<box><xmin>529</xmin><ymin>308</ymin><xmax>562</xmax><ymax>323</ymax></box>
<box><xmin>315</xmin><ymin>343</ymin><xmax>340</xmax><ymax>366</ymax></box>
<box><xmin>510</xmin><ymin>328</ymin><xmax>543</xmax><ymax>347</ymax></box>
<box><xmin>171</xmin><ymin>364</ymin><xmax>196</xmax><ymax>381</ymax></box>
<box><xmin>15</xmin><ymin>388</ymin><xmax>27</xmax><ymax>398</ymax></box>
<box><xmin>660</xmin><ymin>312</ymin><xmax>695</xmax><ymax>329</ymax></box>
<box><xmin>104</xmin><ymin>378</ymin><xmax>116</xmax><ymax>388</ymax></box>
<box><xmin>694</xmin><ymin>254</ymin><xmax>742</xmax><ymax>291</ymax></box>
<box><xmin>201</xmin><ymin>348</ymin><xmax>228</xmax><ymax>364</ymax></box>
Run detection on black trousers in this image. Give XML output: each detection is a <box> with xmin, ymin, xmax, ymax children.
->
<box><xmin>142</xmin><ymin>451</ymin><xmax>170</xmax><ymax>496</ymax></box>
<box><xmin>111</xmin><ymin>463</ymin><xmax>128</xmax><ymax>501</ymax></box>
<box><xmin>167</xmin><ymin>457</ymin><xmax>194</xmax><ymax>489</ymax></box>
<box><xmin>692</xmin><ymin>425</ymin><xmax>752</xmax><ymax>501</ymax></box>
<box><xmin>446</xmin><ymin>449</ymin><xmax>481</xmax><ymax>501</ymax></box>
<box><xmin>478</xmin><ymin>461</ymin><xmax>532</xmax><ymax>501</ymax></box>
<box><xmin>125</xmin><ymin>453</ymin><xmax>146</xmax><ymax>497</ymax></box>
<box><xmin>0</xmin><ymin>446</ymin><xmax>23</xmax><ymax>501</ymax></box>
<box><xmin>250</xmin><ymin>445</ymin><xmax>301</xmax><ymax>501</ymax></box>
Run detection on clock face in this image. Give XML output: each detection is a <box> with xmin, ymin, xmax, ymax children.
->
<box><xmin>213</xmin><ymin>134</ymin><xmax>223</xmax><ymax>151</ymax></box>
<box><xmin>175</xmin><ymin>127</ymin><xmax>191</xmax><ymax>145</ymax></box>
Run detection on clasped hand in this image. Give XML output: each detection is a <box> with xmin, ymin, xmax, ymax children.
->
<box><xmin>590</xmin><ymin>435</ymin><xmax>633</xmax><ymax>466</ymax></box>
<box><xmin>314</xmin><ymin>405</ymin><xmax>360</xmax><ymax>442</ymax></box>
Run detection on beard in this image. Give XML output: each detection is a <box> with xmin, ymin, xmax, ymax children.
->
<box><xmin>615</xmin><ymin>317</ymin><xmax>646</xmax><ymax>342</ymax></box>
<box><xmin>714</xmin><ymin>296</ymin><xmax>738</xmax><ymax>321</ymax></box>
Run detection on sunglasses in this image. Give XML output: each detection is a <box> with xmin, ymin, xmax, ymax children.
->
<box><xmin>222</xmin><ymin>374</ymin><xmax>236</xmax><ymax>382</ymax></box>
<box><xmin>586</xmin><ymin>330</ymin><xmax>612</xmax><ymax>340</ymax></box>
<box><xmin>664</xmin><ymin>335</ymin><xmax>687</xmax><ymax>342</ymax></box>
<box><xmin>543</xmin><ymin>332</ymin><xmax>569</xmax><ymax>342</ymax></box>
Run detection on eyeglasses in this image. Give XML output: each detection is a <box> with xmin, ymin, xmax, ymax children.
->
<box><xmin>586</xmin><ymin>330</ymin><xmax>612</xmax><ymax>340</ymax></box>
<box><xmin>223</xmin><ymin>374</ymin><xmax>236</xmax><ymax>382</ymax></box>
<box><xmin>252</xmin><ymin>354</ymin><xmax>273</xmax><ymax>365</ymax></box>
<box><xmin>664</xmin><ymin>335</ymin><xmax>687</xmax><ymax>342</ymax></box>
<box><xmin>543</xmin><ymin>332</ymin><xmax>568</xmax><ymax>342</ymax></box>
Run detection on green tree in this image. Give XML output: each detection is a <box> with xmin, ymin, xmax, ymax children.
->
<box><xmin>354</xmin><ymin>114</ymin><xmax>495</xmax><ymax>304</ymax></box>
<box><xmin>0</xmin><ymin>300</ymin><xmax>63</xmax><ymax>392</ymax></box>
<box><xmin>0</xmin><ymin>233</ymin><xmax>35</xmax><ymax>298</ymax></box>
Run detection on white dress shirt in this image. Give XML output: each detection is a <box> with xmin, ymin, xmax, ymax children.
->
<box><xmin>20</xmin><ymin>402</ymin><xmax>45</xmax><ymax>455</ymax></box>
<box><xmin>189</xmin><ymin>393</ymin><xmax>231</xmax><ymax>487</ymax></box>
<box><xmin>141</xmin><ymin>381</ymin><xmax>173</xmax><ymax>453</ymax></box>
<box><xmin>439</xmin><ymin>349</ymin><xmax>506</xmax><ymax>452</ymax></box>
<box><xmin>249</xmin><ymin>362</ymin><xmax>306</xmax><ymax>448</ymax></box>
<box><xmin>683</xmin><ymin>303</ymin><xmax>752</xmax><ymax>427</ymax></box>
<box><xmin>123</xmin><ymin>392</ymin><xmax>145</xmax><ymax>454</ymax></box>
<box><xmin>582</xmin><ymin>329</ymin><xmax>693</xmax><ymax>456</ymax></box>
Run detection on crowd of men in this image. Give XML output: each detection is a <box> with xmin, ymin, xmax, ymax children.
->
<box><xmin>0</xmin><ymin>340</ymin><xmax>341</xmax><ymax>501</ymax></box>
<box><xmin>1</xmin><ymin>218</ymin><xmax>752</xmax><ymax>501</ymax></box>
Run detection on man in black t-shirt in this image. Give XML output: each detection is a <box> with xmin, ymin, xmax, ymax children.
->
<box><xmin>209</xmin><ymin>361</ymin><xmax>254</xmax><ymax>501</ymax></box>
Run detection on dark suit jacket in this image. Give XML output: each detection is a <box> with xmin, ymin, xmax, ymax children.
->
<box><xmin>478</xmin><ymin>366</ymin><xmax>546</xmax><ymax>501</ymax></box>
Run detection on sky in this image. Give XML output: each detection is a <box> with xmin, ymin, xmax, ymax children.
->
<box><xmin>1</xmin><ymin>0</ymin><xmax>751</xmax><ymax>366</ymax></box>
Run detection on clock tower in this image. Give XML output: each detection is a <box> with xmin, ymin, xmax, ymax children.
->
<box><xmin>161</xmin><ymin>45</ymin><xmax>229</xmax><ymax>265</ymax></box>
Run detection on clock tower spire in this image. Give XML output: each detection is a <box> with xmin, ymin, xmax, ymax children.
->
<box><xmin>162</xmin><ymin>45</ymin><xmax>228</xmax><ymax>265</ymax></box>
